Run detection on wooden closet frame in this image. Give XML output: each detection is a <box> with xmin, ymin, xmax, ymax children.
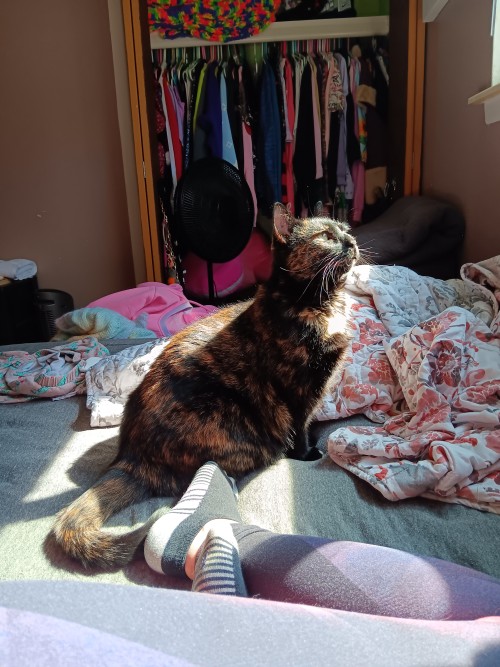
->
<box><xmin>121</xmin><ymin>0</ymin><xmax>425</xmax><ymax>283</ymax></box>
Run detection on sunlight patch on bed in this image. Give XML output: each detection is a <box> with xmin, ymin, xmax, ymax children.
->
<box><xmin>238</xmin><ymin>458</ymin><xmax>299</xmax><ymax>532</ymax></box>
<box><xmin>22</xmin><ymin>428</ymin><xmax>120</xmax><ymax>503</ymax></box>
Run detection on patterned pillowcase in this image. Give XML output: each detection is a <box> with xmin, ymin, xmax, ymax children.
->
<box><xmin>85</xmin><ymin>338</ymin><xmax>170</xmax><ymax>427</ymax></box>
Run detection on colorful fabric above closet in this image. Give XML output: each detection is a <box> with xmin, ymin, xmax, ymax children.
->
<box><xmin>148</xmin><ymin>0</ymin><xmax>281</xmax><ymax>42</ymax></box>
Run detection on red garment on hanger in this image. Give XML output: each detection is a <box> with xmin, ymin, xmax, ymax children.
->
<box><xmin>162</xmin><ymin>75</ymin><xmax>183</xmax><ymax>183</ymax></box>
<box><xmin>281</xmin><ymin>57</ymin><xmax>296</xmax><ymax>215</ymax></box>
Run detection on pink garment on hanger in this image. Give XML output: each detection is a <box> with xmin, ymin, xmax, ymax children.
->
<box><xmin>239</xmin><ymin>67</ymin><xmax>257</xmax><ymax>225</ymax></box>
<box><xmin>162</xmin><ymin>76</ymin><xmax>183</xmax><ymax>183</ymax></box>
<box><xmin>282</xmin><ymin>57</ymin><xmax>295</xmax><ymax>215</ymax></box>
<box><xmin>350</xmin><ymin>160</ymin><xmax>365</xmax><ymax>226</ymax></box>
<box><xmin>334</xmin><ymin>53</ymin><xmax>350</xmax><ymax>191</ymax></box>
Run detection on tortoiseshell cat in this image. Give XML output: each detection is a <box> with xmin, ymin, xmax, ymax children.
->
<box><xmin>52</xmin><ymin>204</ymin><xmax>359</xmax><ymax>568</ymax></box>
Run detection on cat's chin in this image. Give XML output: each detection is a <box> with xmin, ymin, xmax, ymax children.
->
<box><xmin>333</xmin><ymin>262</ymin><xmax>356</xmax><ymax>284</ymax></box>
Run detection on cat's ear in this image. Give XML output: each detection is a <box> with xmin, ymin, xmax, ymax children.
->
<box><xmin>313</xmin><ymin>201</ymin><xmax>327</xmax><ymax>217</ymax></box>
<box><xmin>273</xmin><ymin>202</ymin><xmax>295</xmax><ymax>244</ymax></box>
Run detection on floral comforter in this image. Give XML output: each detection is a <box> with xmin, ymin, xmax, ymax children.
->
<box><xmin>317</xmin><ymin>258</ymin><xmax>500</xmax><ymax>514</ymax></box>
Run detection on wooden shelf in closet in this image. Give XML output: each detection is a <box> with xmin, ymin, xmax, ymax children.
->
<box><xmin>150</xmin><ymin>16</ymin><xmax>390</xmax><ymax>49</ymax></box>
<box><xmin>122</xmin><ymin>0</ymin><xmax>425</xmax><ymax>284</ymax></box>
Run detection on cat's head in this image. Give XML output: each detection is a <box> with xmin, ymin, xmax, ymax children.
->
<box><xmin>272</xmin><ymin>203</ymin><xmax>359</xmax><ymax>298</ymax></box>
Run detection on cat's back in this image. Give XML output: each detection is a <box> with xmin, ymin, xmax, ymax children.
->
<box><xmin>152</xmin><ymin>298</ymin><xmax>252</xmax><ymax>369</ymax></box>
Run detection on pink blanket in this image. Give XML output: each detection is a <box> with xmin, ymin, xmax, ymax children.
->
<box><xmin>316</xmin><ymin>259</ymin><xmax>500</xmax><ymax>513</ymax></box>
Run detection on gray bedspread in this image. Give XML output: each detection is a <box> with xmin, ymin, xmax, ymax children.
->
<box><xmin>1</xmin><ymin>339</ymin><xmax>499</xmax><ymax>589</ymax></box>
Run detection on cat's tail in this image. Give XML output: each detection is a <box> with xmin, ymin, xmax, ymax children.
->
<box><xmin>51</xmin><ymin>466</ymin><xmax>161</xmax><ymax>569</ymax></box>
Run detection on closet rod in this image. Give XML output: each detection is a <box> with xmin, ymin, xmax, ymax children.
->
<box><xmin>150</xmin><ymin>16</ymin><xmax>389</xmax><ymax>50</ymax></box>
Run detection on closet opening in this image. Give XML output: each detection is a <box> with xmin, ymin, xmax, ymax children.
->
<box><xmin>150</xmin><ymin>27</ymin><xmax>390</xmax><ymax>305</ymax></box>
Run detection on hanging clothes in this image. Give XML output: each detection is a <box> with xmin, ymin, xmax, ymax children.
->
<box><xmin>255</xmin><ymin>61</ymin><xmax>282</xmax><ymax>216</ymax></box>
<box><xmin>203</xmin><ymin>62</ymin><xmax>223</xmax><ymax>159</ymax></box>
<box><xmin>152</xmin><ymin>37</ymin><xmax>390</xmax><ymax>281</ymax></box>
<box><xmin>225</xmin><ymin>59</ymin><xmax>245</xmax><ymax>171</ymax></box>
<box><xmin>239</xmin><ymin>65</ymin><xmax>258</xmax><ymax>225</ymax></box>
<box><xmin>294</xmin><ymin>61</ymin><xmax>322</xmax><ymax>215</ymax></box>
<box><xmin>161</xmin><ymin>71</ymin><xmax>183</xmax><ymax>185</ymax></box>
<box><xmin>220</xmin><ymin>67</ymin><xmax>238</xmax><ymax>167</ymax></box>
<box><xmin>334</xmin><ymin>53</ymin><xmax>353</xmax><ymax>203</ymax></box>
<box><xmin>280</xmin><ymin>55</ymin><xmax>295</xmax><ymax>215</ymax></box>
<box><xmin>361</xmin><ymin>52</ymin><xmax>389</xmax><ymax>220</ymax></box>
<box><xmin>349</xmin><ymin>56</ymin><xmax>365</xmax><ymax>225</ymax></box>
<box><xmin>183</xmin><ymin>59</ymin><xmax>205</xmax><ymax>169</ymax></box>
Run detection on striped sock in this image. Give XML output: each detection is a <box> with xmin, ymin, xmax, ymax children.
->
<box><xmin>144</xmin><ymin>461</ymin><xmax>242</xmax><ymax>577</ymax></box>
<box><xmin>192</xmin><ymin>525</ymin><xmax>248</xmax><ymax>597</ymax></box>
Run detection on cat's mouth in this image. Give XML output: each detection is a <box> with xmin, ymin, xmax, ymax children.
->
<box><xmin>323</xmin><ymin>250</ymin><xmax>357</xmax><ymax>287</ymax></box>
<box><xmin>339</xmin><ymin>244</ymin><xmax>359</xmax><ymax>272</ymax></box>
<box><xmin>325</xmin><ymin>247</ymin><xmax>358</xmax><ymax>286</ymax></box>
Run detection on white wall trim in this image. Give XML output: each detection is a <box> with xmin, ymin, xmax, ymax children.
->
<box><xmin>150</xmin><ymin>16</ymin><xmax>389</xmax><ymax>49</ymax></box>
<box><xmin>422</xmin><ymin>0</ymin><xmax>449</xmax><ymax>22</ymax></box>
<box><xmin>492</xmin><ymin>0</ymin><xmax>500</xmax><ymax>85</ymax></box>
<box><xmin>468</xmin><ymin>83</ymin><xmax>500</xmax><ymax>125</ymax></box>
<box><xmin>484</xmin><ymin>94</ymin><xmax>500</xmax><ymax>124</ymax></box>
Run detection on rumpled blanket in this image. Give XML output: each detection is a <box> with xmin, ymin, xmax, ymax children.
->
<box><xmin>316</xmin><ymin>260</ymin><xmax>500</xmax><ymax>514</ymax></box>
<box><xmin>460</xmin><ymin>255</ymin><xmax>500</xmax><ymax>313</ymax></box>
<box><xmin>52</xmin><ymin>307</ymin><xmax>156</xmax><ymax>342</ymax></box>
<box><xmin>0</xmin><ymin>337</ymin><xmax>108</xmax><ymax>403</ymax></box>
<box><xmin>85</xmin><ymin>338</ymin><xmax>170</xmax><ymax>427</ymax></box>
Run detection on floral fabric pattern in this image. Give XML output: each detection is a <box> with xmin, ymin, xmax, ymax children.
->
<box><xmin>0</xmin><ymin>337</ymin><xmax>108</xmax><ymax>403</ymax></box>
<box><xmin>85</xmin><ymin>338</ymin><xmax>170</xmax><ymax>427</ymax></box>
<box><xmin>317</xmin><ymin>262</ymin><xmax>500</xmax><ymax>514</ymax></box>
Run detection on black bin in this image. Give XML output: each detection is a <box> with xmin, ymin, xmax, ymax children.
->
<box><xmin>36</xmin><ymin>289</ymin><xmax>74</xmax><ymax>340</ymax></box>
<box><xmin>0</xmin><ymin>276</ymin><xmax>40</xmax><ymax>345</ymax></box>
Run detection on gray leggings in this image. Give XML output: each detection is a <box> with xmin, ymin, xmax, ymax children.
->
<box><xmin>232</xmin><ymin>524</ymin><xmax>500</xmax><ymax>620</ymax></box>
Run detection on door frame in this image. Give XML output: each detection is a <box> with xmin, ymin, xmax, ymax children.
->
<box><xmin>122</xmin><ymin>0</ymin><xmax>163</xmax><ymax>282</ymax></box>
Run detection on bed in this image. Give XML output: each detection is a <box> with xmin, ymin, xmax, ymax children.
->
<box><xmin>1</xmin><ymin>257</ymin><xmax>500</xmax><ymax>665</ymax></box>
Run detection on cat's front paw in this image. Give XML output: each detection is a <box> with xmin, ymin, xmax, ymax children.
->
<box><xmin>287</xmin><ymin>446</ymin><xmax>323</xmax><ymax>462</ymax></box>
<box><xmin>303</xmin><ymin>446</ymin><xmax>323</xmax><ymax>461</ymax></box>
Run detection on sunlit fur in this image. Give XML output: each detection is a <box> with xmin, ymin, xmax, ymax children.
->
<box><xmin>51</xmin><ymin>205</ymin><xmax>359</xmax><ymax>569</ymax></box>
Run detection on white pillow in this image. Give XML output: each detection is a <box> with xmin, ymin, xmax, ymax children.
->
<box><xmin>85</xmin><ymin>338</ymin><xmax>170</xmax><ymax>427</ymax></box>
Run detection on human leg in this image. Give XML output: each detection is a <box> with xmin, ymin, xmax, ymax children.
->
<box><xmin>144</xmin><ymin>461</ymin><xmax>241</xmax><ymax>577</ymax></box>
<box><xmin>144</xmin><ymin>462</ymin><xmax>247</xmax><ymax>596</ymax></box>
<box><xmin>191</xmin><ymin>522</ymin><xmax>247</xmax><ymax>596</ymax></box>
<box><xmin>230</xmin><ymin>525</ymin><xmax>500</xmax><ymax>620</ymax></box>
<box><xmin>145</xmin><ymin>462</ymin><xmax>500</xmax><ymax>619</ymax></box>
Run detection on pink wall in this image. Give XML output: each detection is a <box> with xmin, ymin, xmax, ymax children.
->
<box><xmin>0</xmin><ymin>1</ymin><xmax>135</xmax><ymax>308</ymax></box>
<box><xmin>1</xmin><ymin>0</ymin><xmax>498</xmax><ymax>316</ymax></box>
<box><xmin>421</xmin><ymin>0</ymin><xmax>500</xmax><ymax>263</ymax></box>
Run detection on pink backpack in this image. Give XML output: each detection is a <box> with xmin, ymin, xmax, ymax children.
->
<box><xmin>182</xmin><ymin>229</ymin><xmax>273</xmax><ymax>299</ymax></box>
<box><xmin>87</xmin><ymin>282</ymin><xmax>217</xmax><ymax>337</ymax></box>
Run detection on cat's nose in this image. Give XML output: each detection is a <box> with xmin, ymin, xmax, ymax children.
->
<box><xmin>343</xmin><ymin>233</ymin><xmax>356</xmax><ymax>248</ymax></box>
<box><xmin>344</xmin><ymin>234</ymin><xmax>359</xmax><ymax>259</ymax></box>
